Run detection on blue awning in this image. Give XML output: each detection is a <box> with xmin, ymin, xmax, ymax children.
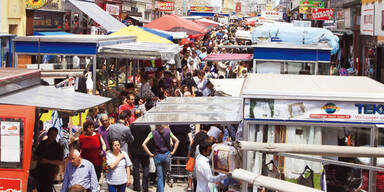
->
<box><xmin>33</xmin><ymin>31</ymin><xmax>73</xmax><ymax>36</ymax></box>
<box><xmin>140</xmin><ymin>27</ymin><xmax>173</xmax><ymax>41</ymax></box>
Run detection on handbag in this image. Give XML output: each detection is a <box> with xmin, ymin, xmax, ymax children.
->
<box><xmin>297</xmin><ymin>165</ymin><xmax>314</xmax><ymax>188</ymax></box>
<box><xmin>186</xmin><ymin>157</ymin><xmax>195</xmax><ymax>172</ymax></box>
<box><xmin>149</xmin><ymin>157</ymin><xmax>156</xmax><ymax>173</ymax></box>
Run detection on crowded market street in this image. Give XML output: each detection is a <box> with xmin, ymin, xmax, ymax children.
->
<box><xmin>2</xmin><ymin>0</ymin><xmax>384</xmax><ymax>192</ymax></box>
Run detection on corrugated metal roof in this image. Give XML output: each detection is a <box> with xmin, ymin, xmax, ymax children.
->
<box><xmin>204</xmin><ymin>54</ymin><xmax>253</xmax><ymax>61</ymax></box>
<box><xmin>241</xmin><ymin>74</ymin><xmax>384</xmax><ymax>102</ymax></box>
<box><xmin>0</xmin><ymin>86</ymin><xmax>111</xmax><ymax>112</ymax></box>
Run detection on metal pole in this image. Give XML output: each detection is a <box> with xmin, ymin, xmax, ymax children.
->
<box><xmin>369</xmin><ymin>126</ymin><xmax>378</xmax><ymax>192</ymax></box>
<box><xmin>92</xmin><ymin>55</ymin><xmax>97</xmax><ymax>95</ymax></box>
<box><xmin>242</xmin><ymin>120</ymin><xmax>249</xmax><ymax>192</ymax></box>
<box><xmin>253</xmin><ymin>59</ymin><xmax>257</xmax><ymax>73</ymax></box>
<box><xmin>38</xmin><ymin>38</ymin><xmax>41</xmax><ymax>69</ymax></box>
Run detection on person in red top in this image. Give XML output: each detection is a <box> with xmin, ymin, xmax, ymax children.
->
<box><xmin>119</xmin><ymin>94</ymin><xmax>135</xmax><ymax>114</ymax></box>
<box><xmin>79</xmin><ymin>120</ymin><xmax>107</xmax><ymax>181</ymax></box>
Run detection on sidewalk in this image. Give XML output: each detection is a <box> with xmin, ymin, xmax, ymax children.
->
<box><xmin>54</xmin><ymin>180</ymin><xmax>188</xmax><ymax>192</ymax></box>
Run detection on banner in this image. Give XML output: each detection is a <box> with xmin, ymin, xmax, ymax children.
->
<box><xmin>244</xmin><ymin>99</ymin><xmax>384</xmax><ymax>123</ymax></box>
<box><xmin>361</xmin><ymin>3</ymin><xmax>374</xmax><ymax>36</ymax></box>
<box><xmin>190</xmin><ymin>6</ymin><xmax>213</xmax><ymax>12</ymax></box>
<box><xmin>299</xmin><ymin>0</ymin><xmax>325</xmax><ymax>14</ymax></box>
<box><xmin>261</xmin><ymin>11</ymin><xmax>282</xmax><ymax>20</ymax></box>
<box><xmin>157</xmin><ymin>1</ymin><xmax>174</xmax><ymax>12</ymax></box>
<box><xmin>105</xmin><ymin>4</ymin><xmax>120</xmax><ymax>16</ymax></box>
<box><xmin>236</xmin><ymin>2</ymin><xmax>241</xmax><ymax>13</ymax></box>
<box><xmin>312</xmin><ymin>8</ymin><xmax>334</xmax><ymax>20</ymax></box>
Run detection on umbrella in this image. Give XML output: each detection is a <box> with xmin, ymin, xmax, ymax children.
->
<box><xmin>144</xmin><ymin>15</ymin><xmax>207</xmax><ymax>35</ymax></box>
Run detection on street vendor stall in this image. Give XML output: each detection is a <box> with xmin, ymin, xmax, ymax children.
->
<box><xmin>13</xmin><ymin>35</ymin><xmax>136</xmax><ymax>93</ymax></box>
<box><xmin>0</xmin><ymin>69</ymin><xmax>111</xmax><ymax>192</ymax></box>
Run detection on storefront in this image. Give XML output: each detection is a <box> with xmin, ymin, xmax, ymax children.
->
<box><xmin>0</xmin><ymin>34</ymin><xmax>15</xmax><ymax>67</ymax></box>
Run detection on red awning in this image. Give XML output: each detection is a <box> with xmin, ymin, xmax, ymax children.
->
<box><xmin>144</xmin><ymin>15</ymin><xmax>207</xmax><ymax>35</ymax></box>
<box><xmin>203</xmin><ymin>54</ymin><xmax>253</xmax><ymax>61</ymax></box>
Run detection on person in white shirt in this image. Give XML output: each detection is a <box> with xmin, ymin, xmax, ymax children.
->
<box><xmin>195</xmin><ymin>142</ymin><xmax>227</xmax><ymax>192</ymax></box>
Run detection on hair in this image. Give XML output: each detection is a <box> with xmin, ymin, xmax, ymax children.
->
<box><xmin>199</xmin><ymin>141</ymin><xmax>212</xmax><ymax>155</ymax></box>
<box><xmin>70</xmin><ymin>148</ymin><xmax>81</xmax><ymax>157</ymax></box>
<box><xmin>48</xmin><ymin>127</ymin><xmax>58</xmax><ymax>134</ymax></box>
<box><xmin>83</xmin><ymin>120</ymin><xmax>95</xmax><ymax>131</ymax></box>
<box><xmin>145</xmin><ymin>101</ymin><xmax>154</xmax><ymax>111</ymax></box>
<box><xmin>109</xmin><ymin>138</ymin><xmax>120</xmax><ymax>148</ymax></box>
<box><xmin>201</xmin><ymin>124</ymin><xmax>211</xmax><ymax>132</ymax></box>
<box><xmin>119</xmin><ymin>110</ymin><xmax>131</xmax><ymax>120</ymax></box>
<box><xmin>68</xmin><ymin>184</ymin><xmax>86</xmax><ymax>192</ymax></box>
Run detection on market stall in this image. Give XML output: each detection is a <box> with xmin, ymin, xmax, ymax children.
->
<box><xmin>0</xmin><ymin>69</ymin><xmax>111</xmax><ymax>192</ymax></box>
<box><xmin>144</xmin><ymin>15</ymin><xmax>207</xmax><ymax>35</ymax></box>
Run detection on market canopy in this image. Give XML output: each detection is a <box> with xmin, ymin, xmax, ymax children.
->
<box><xmin>0</xmin><ymin>69</ymin><xmax>111</xmax><ymax>112</ymax></box>
<box><xmin>140</xmin><ymin>27</ymin><xmax>173</xmax><ymax>41</ymax></box>
<box><xmin>144</xmin><ymin>15</ymin><xmax>207</xmax><ymax>35</ymax></box>
<box><xmin>210</xmin><ymin>79</ymin><xmax>245</xmax><ymax>97</ymax></box>
<box><xmin>204</xmin><ymin>53</ymin><xmax>253</xmax><ymax>61</ymax></box>
<box><xmin>241</xmin><ymin>74</ymin><xmax>384</xmax><ymax>102</ymax></box>
<box><xmin>100</xmin><ymin>42</ymin><xmax>181</xmax><ymax>60</ymax></box>
<box><xmin>111</xmin><ymin>26</ymin><xmax>173</xmax><ymax>44</ymax></box>
<box><xmin>194</xmin><ymin>18</ymin><xmax>222</xmax><ymax>30</ymax></box>
<box><xmin>68</xmin><ymin>0</ymin><xmax>126</xmax><ymax>33</ymax></box>
<box><xmin>133</xmin><ymin>97</ymin><xmax>242</xmax><ymax>125</ymax></box>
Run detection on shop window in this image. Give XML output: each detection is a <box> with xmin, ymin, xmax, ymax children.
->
<box><xmin>0</xmin><ymin>118</ymin><xmax>24</xmax><ymax>169</ymax></box>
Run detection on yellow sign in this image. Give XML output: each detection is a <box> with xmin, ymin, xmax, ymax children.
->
<box><xmin>26</xmin><ymin>0</ymin><xmax>48</xmax><ymax>9</ymax></box>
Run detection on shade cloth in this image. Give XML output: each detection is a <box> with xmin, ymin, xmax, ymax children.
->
<box><xmin>111</xmin><ymin>26</ymin><xmax>173</xmax><ymax>44</ymax></box>
<box><xmin>144</xmin><ymin>15</ymin><xmax>207</xmax><ymax>35</ymax></box>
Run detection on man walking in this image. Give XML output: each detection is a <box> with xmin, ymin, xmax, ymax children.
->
<box><xmin>98</xmin><ymin>114</ymin><xmax>110</xmax><ymax>150</ymax></box>
<box><xmin>35</xmin><ymin>127</ymin><xmax>64</xmax><ymax>192</ymax></box>
<box><xmin>61</xmin><ymin>149</ymin><xmax>98</xmax><ymax>192</ymax></box>
<box><xmin>142</xmin><ymin>125</ymin><xmax>180</xmax><ymax>192</ymax></box>
<box><xmin>130</xmin><ymin>111</ymin><xmax>151</xmax><ymax>192</ymax></box>
<box><xmin>108</xmin><ymin>110</ymin><xmax>134</xmax><ymax>154</ymax></box>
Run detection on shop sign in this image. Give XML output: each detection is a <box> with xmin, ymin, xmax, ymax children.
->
<box><xmin>244</xmin><ymin>99</ymin><xmax>384</xmax><ymax>123</ymax></box>
<box><xmin>312</xmin><ymin>8</ymin><xmax>334</xmax><ymax>20</ymax></box>
<box><xmin>235</xmin><ymin>2</ymin><xmax>241</xmax><ymax>13</ymax></box>
<box><xmin>26</xmin><ymin>0</ymin><xmax>48</xmax><ymax>9</ymax></box>
<box><xmin>105</xmin><ymin>4</ymin><xmax>120</xmax><ymax>16</ymax></box>
<box><xmin>261</xmin><ymin>11</ymin><xmax>282</xmax><ymax>20</ymax></box>
<box><xmin>146</xmin><ymin>3</ymin><xmax>152</xmax><ymax>10</ymax></box>
<box><xmin>0</xmin><ymin>178</ymin><xmax>21</xmax><ymax>192</ymax></box>
<box><xmin>156</xmin><ymin>1</ymin><xmax>174</xmax><ymax>12</ymax></box>
<box><xmin>299</xmin><ymin>0</ymin><xmax>325</xmax><ymax>14</ymax></box>
<box><xmin>190</xmin><ymin>6</ymin><xmax>213</xmax><ymax>12</ymax></box>
<box><xmin>360</xmin><ymin>3</ymin><xmax>374</xmax><ymax>36</ymax></box>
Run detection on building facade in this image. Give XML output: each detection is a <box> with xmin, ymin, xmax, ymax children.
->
<box><xmin>1</xmin><ymin>0</ymin><xmax>27</xmax><ymax>36</ymax></box>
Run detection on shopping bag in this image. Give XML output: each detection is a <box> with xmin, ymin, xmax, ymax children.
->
<box><xmin>149</xmin><ymin>157</ymin><xmax>156</xmax><ymax>173</ymax></box>
<box><xmin>186</xmin><ymin>157</ymin><xmax>195</xmax><ymax>172</ymax></box>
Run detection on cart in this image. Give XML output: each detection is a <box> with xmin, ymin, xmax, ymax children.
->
<box><xmin>166</xmin><ymin>156</ymin><xmax>191</xmax><ymax>188</ymax></box>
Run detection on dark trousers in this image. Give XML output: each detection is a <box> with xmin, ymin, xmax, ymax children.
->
<box><xmin>132</xmin><ymin>154</ymin><xmax>150</xmax><ymax>192</ymax></box>
<box><xmin>95</xmin><ymin>165</ymin><xmax>102</xmax><ymax>182</ymax></box>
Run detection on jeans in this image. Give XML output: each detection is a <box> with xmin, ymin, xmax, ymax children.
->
<box><xmin>154</xmin><ymin>152</ymin><xmax>170</xmax><ymax>192</ymax></box>
<box><xmin>132</xmin><ymin>154</ymin><xmax>150</xmax><ymax>192</ymax></box>
<box><xmin>108</xmin><ymin>184</ymin><xmax>126</xmax><ymax>192</ymax></box>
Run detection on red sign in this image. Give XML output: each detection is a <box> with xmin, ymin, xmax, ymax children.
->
<box><xmin>236</xmin><ymin>2</ymin><xmax>241</xmax><ymax>13</ymax></box>
<box><xmin>0</xmin><ymin>178</ymin><xmax>22</xmax><ymax>192</ymax></box>
<box><xmin>312</xmin><ymin>8</ymin><xmax>335</xmax><ymax>20</ymax></box>
<box><xmin>190</xmin><ymin>6</ymin><xmax>213</xmax><ymax>12</ymax></box>
<box><xmin>157</xmin><ymin>1</ymin><xmax>174</xmax><ymax>12</ymax></box>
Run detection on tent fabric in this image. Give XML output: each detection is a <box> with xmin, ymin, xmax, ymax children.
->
<box><xmin>33</xmin><ymin>31</ymin><xmax>73</xmax><ymax>36</ymax></box>
<box><xmin>111</xmin><ymin>26</ymin><xmax>173</xmax><ymax>44</ymax></box>
<box><xmin>252</xmin><ymin>23</ymin><xmax>339</xmax><ymax>55</ymax></box>
<box><xmin>203</xmin><ymin>54</ymin><xmax>253</xmax><ymax>61</ymax></box>
<box><xmin>144</xmin><ymin>28</ymin><xmax>188</xmax><ymax>39</ymax></box>
<box><xmin>68</xmin><ymin>0</ymin><xmax>126</xmax><ymax>33</ymax></box>
<box><xmin>144</xmin><ymin>15</ymin><xmax>207</xmax><ymax>35</ymax></box>
<box><xmin>140</xmin><ymin>27</ymin><xmax>173</xmax><ymax>41</ymax></box>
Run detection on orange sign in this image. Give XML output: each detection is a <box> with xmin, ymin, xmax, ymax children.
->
<box><xmin>236</xmin><ymin>2</ymin><xmax>241</xmax><ymax>13</ymax></box>
<box><xmin>0</xmin><ymin>178</ymin><xmax>21</xmax><ymax>192</ymax></box>
<box><xmin>157</xmin><ymin>1</ymin><xmax>174</xmax><ymax>12</ymax></box>
<box><xmin>190</xmin><ymin>6</ymin><xmax>213</xmax><ymax>12</ymax></box>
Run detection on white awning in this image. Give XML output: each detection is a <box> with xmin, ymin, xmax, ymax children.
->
<box><xmin>68</xmin><ymin>0</ymin><xmax>126</xmax><ymax>32</ymax></box>
<box><xmin>210</xmin><ymin>79</ymin><xmax>245</xmax><ymax>97</ymax></box>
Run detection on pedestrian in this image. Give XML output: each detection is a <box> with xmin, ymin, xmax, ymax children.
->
<box><xmin>61</xmin><ymin>149</ymin><xmax>99</xmax><ymax>192</ymax></box>
<box><xmin>119</xmin><ymin>94</ymin><xmax>135</xmax><ymax>114</ymax></box>
<box><xmin>142</xmin><ymin>125</ymin><xmax>180</xmax><ymax>192</ymax></box>
<box><xmin>86</xmin><ymin>107</ymin><xmax>101</xmax><ymax>128</ymax></box>
<box><xmin>106</xmin><ymin>139</ymin><xmax>132</xmax><ymax>192</ymax></box>
<box><xmin>98</xmin><ymin>114</ymin><xmax>111</xmax><ymax>150</ymax></box>
<box><xmin>108</xmin><ymin>110</ymin><xmax>134</xmax><ymax>154</ymax></box>
<box><xmin>78</xmin><ymin>120</ymin><xmax>107</xmax><ymax>181</ymax></box>
<box><xmin>34</xmin><ymin>127</ymin><xmax>64</xmax><ymax>192</ymax></box>
<box><xmin>195</xmin><ymin>142</ymin><xmax>227</xmax><ymax>192</ymax></box>
<box><xmin>130</xmin><ymin>112</ymin><xmax>151</xmax><ymax>192</ymax></box>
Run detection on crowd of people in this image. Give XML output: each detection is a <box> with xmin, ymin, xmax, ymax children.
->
<box><xmin>31</xmin><ymin>22</ymin><xmax>248</xmax><ymax>192</ymax></box>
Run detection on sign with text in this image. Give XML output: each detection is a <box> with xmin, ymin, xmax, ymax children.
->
<box><xmin>235</xmin><ymin>2</ymin><xmax>241</xmax><ymax>13</ymax></box>
<box><xmin>156</xmin><ymin>1</ymin><xmax>174</xmax><ymax>12</ymax></box>
<box><xmin>261</xmin><ymin>11</ymin><xmax>282</xmax><ymax>20</ymax></box>
<box><xmin>361</xmin><ymin>3</ymin><xmax>374</xmax><ymax>36</ymax></box>
<box><xmin>0</xmin><ymin>178</ymin><xmax>21</xmax><ymax>192</ymax></box>
<box><xmin>312</xmin><ymin>8</ymin><xmax>334</xmax><ymax>20</ymax></box>
<box><xmin>244</xmin><ymin>98</ymin><xmax>384</xmax><ymax>123</ymax></box>
<box><xmin>299</xmin><ymin>0</ymin><xmax>325</xmax><ymax>14</ymax></box>
<box><xmin>190</xmin><ymin>6</ymin><xmax>213</xmax><ymax>12</ymax></box>
<box><xmin>105</xmin><ymin>4</ymin><xmax>120</xmax><ymax>16</ymax></box>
